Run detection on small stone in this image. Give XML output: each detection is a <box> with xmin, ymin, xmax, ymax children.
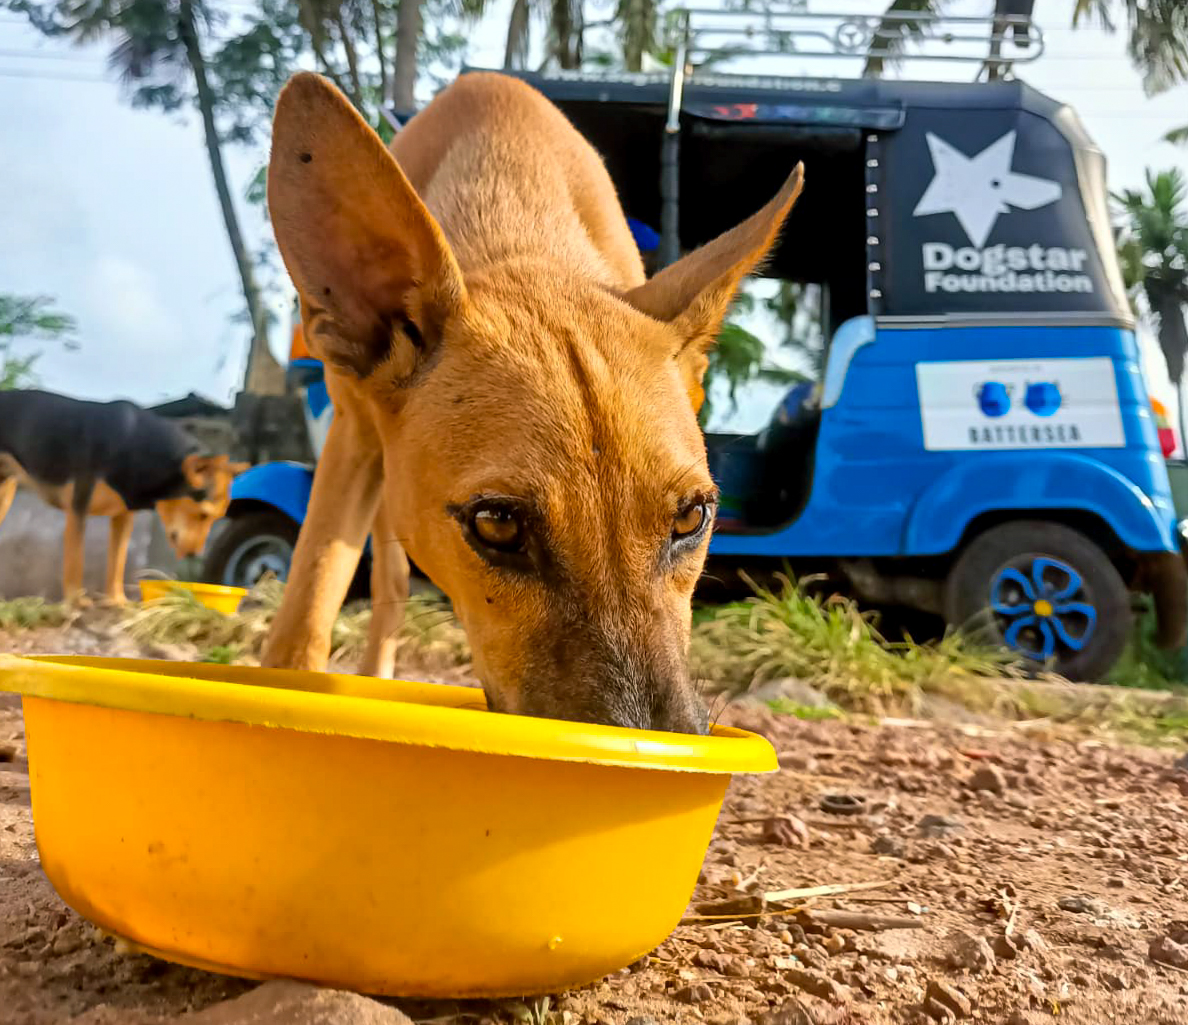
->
<box><xmin>944</xmin><ymin>931</ymin><xmax>996</xmax><ymax>975</ymax></box>
<box><xmin>925</xmin><ymin>979</ymin><xmax>973</xmax><ymax>1019</ymax></box>
<box><xmin>991</xmin><ymin>933</ymin><xmax>1020</xmax><ymax>960</ymax></box>
<box><xmin>758</xmin><ymin>1001</ymin><xmax>814</xmax><ymax>1025</ymax></box>
<box><xmin>0</xmin><ymin>743</ymin><xmax>16</xmax><ymax>762</ymax></box>
<box><xmin>783</xmin><ymin>966</ymin><xmax>849</xmax><ymax>1002</ymax></box>
<box><xmin>823</xmin><ymin>933</ymin><xmax>846</xmax><ymax>955</ymax></box>
<box><xmin>51</xmin><ymin>932</ymin><xmax>82</xmax><ymax>956</ymax></box>
<box><xmin>1058</xmin><ymin>895</ymin><xmax>1105</xmax><ymax>916</ymax></box>
<box><xmin>693</xmin><ymin>949</ymin><xmax>728</xmax><ymax>972</ymax></box>
<box><xmin>1019</xmin><ymin>929</ymin><xmax>1048</xmax><ymax>954</ymax></box>
<box><xmin>777</xmin><ymin>752</ymin><xmax>819</xmax><ymax>773</ymax></box>
<box><xmin>871</xmin><ymin>835</ymin><xmax>904</xmax><ymax>857</ymax></box>
<box><xmin>725</xmin><ymin>959</ymin><xmax>751</xmax><ymax>979</ymax></box>
<box><xmin>176</xmin><ymin>981</ymin><xmax>414</xmax><ymax>1023</ymax></box>
<box><xmin>1100</xmin><ymin>970</ymin><xmax>1130</xmax><ymax>991</ymax></box>
<box><xmin>1150</xmin><ymin>934</ymin><xmax>1188</xmax><ymax>970</ymax></box>
<box><xmin>626</xmin><ymin>1019</ymin><xmax>659</xmax><ymax>1025</ymax></box>
<box><xmin>674</xmin><ymin>983</ymin><xmax>713</xmax><ymax>1004</ymax></box>
<box><xmin>967</xmin><ymin>764</ymin><xmax>1007</xmax><ymax>796</ymax></box>
<box><xmin>761</xmin><ymin>815</ymin><xmax>810</xmax><ymax>848</ymax></box>
<box><xmin>791</xmin><ymin>943</ymin><xmax>828</xmax><ymax>970</ymax></box>
<box><xmin>1106</xmin><ymin>875</ymin><xmax>1126</xmax><ymax>889</ymax></box>
<box><xmin>918</xmin><ymin>814</ymin><xmax>965</xmax><ymax>838</ymax></box>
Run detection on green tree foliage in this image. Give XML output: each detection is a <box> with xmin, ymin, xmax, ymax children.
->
<box><xmin>0</xmin><ymin>294</ymin><xmax>78</xmax><ymax>390</ymax></box>
<box><xmin>1073</xmin><ymin>0</ymin><xmax>1188</xmax><ymax>96</ymax></box>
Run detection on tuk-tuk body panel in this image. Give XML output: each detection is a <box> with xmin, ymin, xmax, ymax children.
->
<box><xmin>709</xmin><ymin>325</ymin><xmax>1178</xmax><ymax>559</ymax></box>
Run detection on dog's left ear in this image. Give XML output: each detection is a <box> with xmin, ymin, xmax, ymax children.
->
<box><xmin>624</xmin><ymin>164</ymin><xmax>804</xmax><ymax>412</ymax></box>
<box><xmin>268</xmin><ymin>72</ymin><xmax>467</xmax><ymax>381</ymax></box>
<box><xmin>226</xmin><ymin>460</ymin><xmax>251</xmax><ymax>477</ymax></box>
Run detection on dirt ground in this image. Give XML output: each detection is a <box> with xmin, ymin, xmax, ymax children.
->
<box><xmin>3</xmin><ymin>622</ymin><xmax>1188</xmax><ymax>1025</ymax></box>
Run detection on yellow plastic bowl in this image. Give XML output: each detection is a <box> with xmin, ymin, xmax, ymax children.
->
<box><xmin>0</xmin><ymin>655</ymin><xmax>775</xmax><ymax>998</ymax></box>
<box><xmin>138</xmin><ymin>579</ymin><xmax>246</xmax><ymax>615</ymax></box>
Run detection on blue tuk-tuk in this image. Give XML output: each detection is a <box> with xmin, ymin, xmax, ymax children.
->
<box><xmin>211</xmin><ymin>10</ymin><xmax>1187</xmax><ymax>680</ymax></box>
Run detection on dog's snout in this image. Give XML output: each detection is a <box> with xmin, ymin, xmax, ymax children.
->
<box><xmin>515</xmin><ymin>632</ymin><xmax>709</xmax><ymax>735</ymax></box>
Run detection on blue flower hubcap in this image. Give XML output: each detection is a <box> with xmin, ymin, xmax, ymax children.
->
<box><xmin>989</xmin><ymin>556</ymin><xmax>1097</xmax><ymax>662</ymax></box>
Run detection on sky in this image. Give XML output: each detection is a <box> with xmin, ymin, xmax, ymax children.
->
<box><xmin>2</xmin><ymin>0</ymin><xmax>1187</xmax><ymax>433</ymax></box>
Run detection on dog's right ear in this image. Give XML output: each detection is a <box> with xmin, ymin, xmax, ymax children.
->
<box><xmin>268</xmin><ymin>72</ymin><xmax>467</xmax><ymax>380</ymax></box>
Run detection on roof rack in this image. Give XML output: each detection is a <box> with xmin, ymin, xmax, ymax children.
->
<box><xmin>668</xmin><ymin>6</ymin><xmax>1044</xmax><ymax>78</ymax></box>
<box><xmin>654</xmin><ymin>5</ymin><xmax>1044</xmax><ymax>267</ymax></box>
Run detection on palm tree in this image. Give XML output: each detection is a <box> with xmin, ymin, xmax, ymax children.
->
<box><xmin>863</xmin><ymin>0</ymin><xmax>946</xmax><ymax>79</ymax></box>
<box><xmin>501</xmin><ymin>0</ymin><xmax>584</xmax><ymax>71</ymax></box>
<box><xmin>1073</xmin><ymin>0</ymin><xmax>1188</xmax><ymax>96</ymax></box>
<box><xmin>1114</xmin><ymin>169</ymin><xmax>1188</xmax><ymax>448</ymax></box>
<box><xmin>864</xmin><ymin>1</ymin><xmax>1188</xmax><ymax>92</ymax></box>
<box><xmin>16</xmin><ymin>0</ymin><xmax>285</xmax><ymax>394</ymax></box>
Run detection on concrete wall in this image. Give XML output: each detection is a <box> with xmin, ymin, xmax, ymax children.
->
<box><xmin>0</xmin><ymin>489</ymin><xmax>181</xmax><ymax>600</ymax></box>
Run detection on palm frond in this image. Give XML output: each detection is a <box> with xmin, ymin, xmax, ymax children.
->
<box><xmin>863</xmin><ymin>0</ymin><xmax>946</xmax><ymax>79</ymax></box>
<box><xmin>1165</xmin><ymin>124</ymin><xmax>1188</xmax><ymax>146</ymax></box>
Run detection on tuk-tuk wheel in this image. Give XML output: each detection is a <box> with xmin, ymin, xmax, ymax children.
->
<box><xmin>944</xmin><ymin>520</ymin><xmax>1131</xmax><ymax>683</ymax></box>
<box><xmin>203</xmin><ymin>511</ymin><xmax>300</xmax><ymax>590</ymax></box>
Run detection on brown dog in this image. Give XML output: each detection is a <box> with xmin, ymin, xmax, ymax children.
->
<box><xmin>262</xmin><ymin>71</ymin><xmax>803</xmax><ymax>732</ymax></box>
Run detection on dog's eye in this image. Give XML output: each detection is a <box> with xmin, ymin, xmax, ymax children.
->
<box><xmin>472</xmin><ymin>506</ymin><xmax>524</xmax><ymax>551</ymax></box>
<box><xmin>673</xmin><ymin>502</ymin><xmax>709</xmax><ymax>540</ymax></box>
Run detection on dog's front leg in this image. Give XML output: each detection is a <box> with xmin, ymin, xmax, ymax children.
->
<box><xmin>261</xmin><ymin>413</ymin><xmax>381</xmax><ymax>671</ymax></box>
<box><xmin>104</xmin><ymin>511</ymin><xmax>135</xmax><ymax>605</ymax></box>
<box><xmin>358</xmin><ymin>497</ymin><xmax>410</xmax><ymax>680</ymax></box>
<box><xmin>62</xmin><ymin>508</ymin><xmax>87</xmax><ymax>606</ymax></box>
<box><xmin>61</xmin><ymin>479</ymin><xmax>95</xmax><ymax>606</ymax></box>
<box><xmin>0</xmin><ymin>477</ymin><xmax>16</xmax><ymax>530</ymax></box>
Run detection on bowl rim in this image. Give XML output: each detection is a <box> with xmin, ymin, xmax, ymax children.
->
<box><xmin>138</xmin><ymin>580</ymin><xmax>247</xmax><ymax>598</ymax></box>
<box><xmin>0</xmin><ymin>655</ymin><xmax>776</xmax><ymax>775</ymax></box>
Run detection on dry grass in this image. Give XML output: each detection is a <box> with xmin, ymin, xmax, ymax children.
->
<box><xmin>120</xmin><ymin>578</ymin><xmax>471</xmax><ymax>671</ymax></box>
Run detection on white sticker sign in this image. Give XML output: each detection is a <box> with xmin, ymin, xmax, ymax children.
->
<box><xmin>916</xmin><ymin>357</ymin><xmax>1125</xmax><ymax>452</ymax></box>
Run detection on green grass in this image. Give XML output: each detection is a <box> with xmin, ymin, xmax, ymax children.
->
<box><xmin>766</xmin><ymin>699</ymin><xmax>845</xmax><ymax>721</ymax></box>
<box><xmin>0</xmin><ymin>597</ymin><xmax>68</xmax><ymax>630</ymax></box>
<box><xmin>200</xmin><ymin>644</ymin><xmax>242</xmax><ymax>665</ymax></box>
<box><xmin>1107</xmin><ymin>601</ymin><xmax>1188</xmax><ymax>692</ymax></box>
<box><xmin>690</xmin><ymin>572</ymin><xmax>1019</xmax><ymax>716</ymax></box>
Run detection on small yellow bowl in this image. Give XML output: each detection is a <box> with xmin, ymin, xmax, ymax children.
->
<box><xmin>0</xmin><ymin>656</ymin><xmax>775</xmax><ymax>998</ymax></box>
<box><xmin>138</xmin><ymin>579</ymin><xmax>246</xmax><ymax>615</ymax></box>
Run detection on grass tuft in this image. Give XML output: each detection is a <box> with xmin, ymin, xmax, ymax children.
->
<box><xmin>0</xmin><ymin>597</ymin><xmax>69</xmax><ymax>630</ymax></box>
<box><xmin>690</xmin><ymin>573</ymin><xmax>1018</xmax><ymax>716</ymax></box>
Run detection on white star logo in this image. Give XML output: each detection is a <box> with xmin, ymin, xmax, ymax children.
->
<box><xmin>913</xmin><ymin>130</ymin><xmax>1063</xmax><ymax>248</ymax></box>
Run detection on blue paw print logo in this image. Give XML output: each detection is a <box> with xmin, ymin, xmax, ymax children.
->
<box><xmin>976</xmin><ymin>381</ymin><xmax>1011</xmax><ymax>418</ymax></box>
<box><xmin>1024</xmin><ymin>381</ymin><xmax>1062</xmax><ymax>417</ymax></box>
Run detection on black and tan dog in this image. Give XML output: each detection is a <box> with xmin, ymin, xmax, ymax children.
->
<box><xmin>0</xmin><ymin>389</ymin><xmax>247</xmax><ymax>604</ymax></box>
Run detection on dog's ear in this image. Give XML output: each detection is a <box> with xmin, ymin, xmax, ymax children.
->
<box><xmin>268</xmin><ymin>72</ymin><xmax>467</xmax><ymax>380</ymax></box>
<box><xmin>623</xmin><ymin>164</ymin><xmax>804</xmax><ymax>412</ymax></box>
<box><xmin>181</xmin><ymin>454</ymin><xmax>211</xmax><ymax>490</ymax></box>
<box><xmin>226</xmin><ymin>460</ymin><xmax>251</xmax><ymax>477</ymax></box>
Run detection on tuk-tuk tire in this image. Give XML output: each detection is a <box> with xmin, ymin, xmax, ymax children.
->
<box><xmin>944</xmin><ymin>520</ymin><xmax>1131</xmax><ymax>683</ymax></box>
<box><xmin>205</xmin><ymin>509</ymin><xmax>375</xmax><ymax>601</ymax></box>
<box><xmin>203</xmin><ymin>510</ymin><xmax>301</xmax><ymax>591</ymax></box>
